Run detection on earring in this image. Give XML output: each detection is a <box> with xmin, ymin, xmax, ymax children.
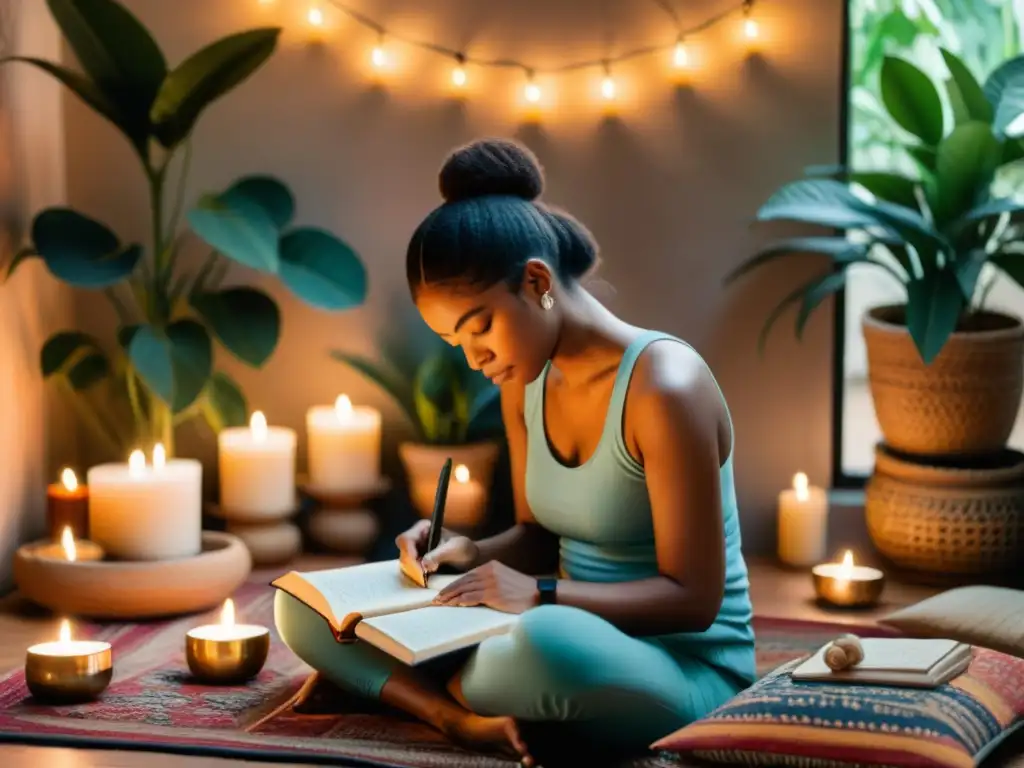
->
<box><xmin>540</xmin><ymin>291</ymin><xmax>554</xmax><ymax>311</ymax></box>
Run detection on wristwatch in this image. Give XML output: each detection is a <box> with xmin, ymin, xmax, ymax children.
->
<box><xmin>536</xmin><ymin>577</ymin><xmax>557</xmax><ymax>605</ymax></box>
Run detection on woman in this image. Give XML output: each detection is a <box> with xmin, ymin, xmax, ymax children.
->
<box><xmin>275</xmin><ymin>138</ymin><xmax>755</xmax><ymax>766</ymax></box>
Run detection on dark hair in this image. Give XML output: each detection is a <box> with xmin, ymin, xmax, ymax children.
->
<box><xmin>406</xmin><ymin>138</ymin><xmax>599</xmax><ymax>295</ymax></box>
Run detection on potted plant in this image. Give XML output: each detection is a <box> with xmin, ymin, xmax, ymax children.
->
<box><xmin>330</xmin><ymin>340</ymin><xmax>504</xmax><ymax>522</ymax></box>
<box><xmin>2</xmin><ymin>0</ymin><xmax>366</xmax><ymax>459</ymax></box>
<box><xmin>728</xmin><ymin>46</ymin><xmax>1024</xmax><ymax>457</ymax></box>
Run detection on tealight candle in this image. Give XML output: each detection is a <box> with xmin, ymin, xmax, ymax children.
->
<box><xmin>185</xmin><ymin>598</ymin><xmax>270</xmax><ymax>684</ymax></box>
<box><xmin>87</xmin><ymin>444</ymin><xmax>203</xmax><ymax>561</ymax></box>
<box><xmin>218</xmin><ymin>410</ymin><xmax>297</xmax><ymax>517</ymax></box>
<box><xmin>812</xmin><ymin>549</ymin><xmax>885</xmax><ymax>607</ymax></box>
<box><xmin>777</xmin><ymin>471</ymin><xmax>828</xmax><ymax>567</ymax></box>
<box><xmin>46</xmin><ymin>467</ymin><xmax>89</xmax><ymax>540</ymax></box>
<box><xmin>412</xmin><ymin>463</ymin><xmax>487</xmax><ymax>529</ymax></box>
<box><xmin>305</xmin><ymin>395</ymin><xmax>382</xmax><ymax>494</ymax></box>
<box><xmin>25</xmin><ymin>618</ymin><xmax>112</xmax><ymax>702</ymax></box>
<box><xmin>34</xmin><ymin>525</ymin><xmax>105</xmax><ymax>562</ymax></box>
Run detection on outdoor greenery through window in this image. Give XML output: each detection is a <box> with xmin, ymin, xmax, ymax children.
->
<box><xmin>840</xmin><ymin>0</ymin><xmax>1024</xmax><ymax>478</ymax></box>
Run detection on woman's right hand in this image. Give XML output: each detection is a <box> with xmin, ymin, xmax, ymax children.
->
<box><xmin>396</xmin><ymin>519</ymin><xmax>480</xmax><ymax>578</ymax></box>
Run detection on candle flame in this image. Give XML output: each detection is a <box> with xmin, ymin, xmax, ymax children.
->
<box><xmin>792</xmin><ymin>472</ymin><xmax>808</xmax><ymax>501</ymax></box>
<box><xmin>152</xmin><ymin>443</ymin><xmax>166</xmax><ymax>469</ymax></box>
<box><xmin>61</xmin><ymin>526</ymin><xmax>77</xmax><ymax>562</ymax></box>
<box><xmin>454</xmin><ymin>464</ymin><xmax>470</xmax><ymax>483</ymax></box>
<box><xmin>335</xmin><ymin>394</ymin><xmax>352</xmax><ymax>418</ymax></box>
<box><xmin>838</xmin><ymin>549</ymin><xmax>855</xmax><ymax>579</ymax></box>
<box><xmin>220</xmin><ymin>598</ymin><xmax>235</xmax><ymax>627</ymax></box>
<box><xmin>60</xmin><ymin>467</ymin><xmax>78</xmax><ymax>492</ymax></box>
<box><xmin>128</xmin><ymin>449</ymin><xmax>146</xmax><ymax>477</ymax></box>
<box><xmin>250</xmin><ymin>410</ymin><xmax>268</xmax><ymax>441</ymax></box>
<box><xmin>58</xmin><ymin>618</ymin><xmax>71</xmax><ymax>644</ymax></box>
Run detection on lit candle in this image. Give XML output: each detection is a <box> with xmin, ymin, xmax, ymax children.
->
<box><xmin>411</xmin><ymin>463</ymin><xmax>487</xmax><ymax>529</ymax></box>
<box><xmin>305</xmin><ymin>395</ymin><xmax>382</xmax><ymax>494</ymax></box>
<box><xmin>812</xmin><ymin>549</ymin><xmax>885</xmax><ymax>608</ymax></box>
<box><xmin>46</xmin><ymin>467</ymin><xmax>89</xmax><ymax>541</ymax></box>
<box><xmin>25</xmin><ymin>618</ymin><xmax>112</xmax><ymax>703</ymax></box>
<box><xmin>776</xmin><ymin>471</ymin><xmax>828</xmax><ymax>567</ymax></box>
<box><xmin>35</xmin><ymin>525</ymin><xmax>104</xmax><ymax>562</ymax></box>
<box><xmin>87</xmin><ymin>444</ymin><xmax>202</xmax><ymax>561</ymax></box>
<box><xmin>185</xmin><ymin>598</ymin><xmax>270</xmax><ymax>684</ymax></box>
<box><xmin>218</xmin><ymin>410</ymin><xmax>296</xmax><ymax>517</ymax></box>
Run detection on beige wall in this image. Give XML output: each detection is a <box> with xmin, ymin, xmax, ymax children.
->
<box><xmin>0</xmin><ymin>0</ymin><xmax>76</xmax><ymax>589</ymax></box>
<box><xmin>62</xmin><ymin>0</ymin><xmax>843</xmax><ymax>554</ymax></box>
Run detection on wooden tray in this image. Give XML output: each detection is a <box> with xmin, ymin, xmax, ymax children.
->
<box><xmin>13</xmin><ymin>531</ymin><xmax>252</xmax><ymax>620</ymax></box>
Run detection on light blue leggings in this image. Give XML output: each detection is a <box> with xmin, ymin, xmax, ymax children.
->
<box><xmin>274</xmin><ymin>591</ymin><xmax>743</xmax><ymax>751</ymax></box>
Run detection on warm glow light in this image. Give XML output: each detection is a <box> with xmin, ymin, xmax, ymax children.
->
<box><xmin>61</xmin><ymin>526</ymin><xmax>77</xmax><ymax>562</ymax></box>
<box><xmin>220</xmin><ymin>598</ymin><xmax>235</xmax><ymax>627</ymax></box>
<box><xmin>60</xmin><ymin>467</ymin><xmax>78</xmax><ymax>492</ymax></box>
<box><xmin>524</xmin><ymin>81</ymin><xmax>541</xmax><ymax>103</ymax></box>
<box><xmin>744</xmin><ymin>17</ymin><xmax>759</xmax><ymax>40</ymax></box>
<box><xmin>307</xmin><ymin>5</ymin><xmax>324</xmax><ymax>26</ymax></box>
<box><xmin>371</xmin><ymin>44</ymin><xmax>387</xmax><ymax>68</ymax></box>
<box><xmin>454</xmin><ymin>464</ymin><xmax>470</xmax><ymax>483</ymax></box>
<box><xmin>250</xmin><ymin>410</ymin><xmax>268</xmax><ymax>441</ymax></box>
<box><xmin>58</xmin><ymin>618</ymin><xmax>71</xmax><ymax>645</ymax></box>
<box><xmin>451</xmin><ymin>65</ymin><xmax>467</xmax><ymax>87</ymax></box>
<box><xmin>601</xmin><ymin>74</ymin><xmax>616</xmax><ymax>100</ymax></box>
<box><xmin>335</xmin><ymin>394</ymin><xmax>353</xmax><ymax>419</ymax></box>
<box><xmin>837</xmin><ymin>550</ymin><xmax>855</xmax><ymax>579</ymax></box>
<box><xmin>152</xmin><ymin>443</ymin><xmax>166</xmax><ymax>470</ymax></box>
<box><xmin>128</xmin><ymin>449</ymin><xmax>146</xmax><ymax>477</ymax></box>
<box><xmin>792</xmin><ymin>472</ymin><xmax>808</xmax><ymax>502</ymax></box>
<box><xmin>673</xmin><ymin>40</ymin><xmax>690</xmax><ymax>68</ymax></box>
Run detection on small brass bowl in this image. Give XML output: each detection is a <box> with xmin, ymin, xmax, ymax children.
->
<box><xmin>811</xmin><ymin>563</ymin><xmax>886</xmax><ymax>608</ymax></box>
<box><xmin>185</xmin><ymin>626</ymin><xmax>270</xmax><ymax>684</ymax></box>
<box><xmin>25</xmin><ymin>641</ymin><xmax>112</xmax><ymax>703</ymax></box>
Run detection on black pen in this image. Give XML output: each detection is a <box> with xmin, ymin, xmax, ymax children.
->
<box><xmin>426</xmin><ymin>457</ymin><xmax>453</xmax><ymax>556</ymax></box>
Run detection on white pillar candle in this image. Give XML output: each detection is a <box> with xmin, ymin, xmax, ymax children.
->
<box><xmin>777</xmin><ymin>471</ymin><xmax>828</xmax><ymax>567</ymax></box>
<box><xmin>87</xmin><ymin>444</ymin><xmax>202</xmax><ymax>561</ymax></box>
<box><xmin>218</xmin><ymin>411</ymin><xmax>296</xmax><ymax>517</ymax></box>
<box><xmin>306</xmin><ymin>395</ymin><xmax>382</xmax><ymax>494</ymax></box>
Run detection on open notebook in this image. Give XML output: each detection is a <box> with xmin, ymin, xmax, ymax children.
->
<box><xmin>791</xmin><ymin>638</ymin><xmax>973</xmax><ymax>688</ymax></box>
<box><xmin>271</xmin><ymin>559</ymin><xmax>519</xmax><ymax>665</ymax></box>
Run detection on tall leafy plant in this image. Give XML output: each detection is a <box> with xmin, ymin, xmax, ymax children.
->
<box><xmin>728</xmin><ymin>46</ymin><xmax>1024</xmax><ymax>364</ymax></box>
<box><xmin>2</xmin><ymin>0</ymin><xmax>367</xmax><ymax>458</ymax></box>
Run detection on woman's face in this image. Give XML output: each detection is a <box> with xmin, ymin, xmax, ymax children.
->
<box><xmin>415</xmin><ymin>274</ymin><xmax>557</xmax><ymax>387</ymax></box>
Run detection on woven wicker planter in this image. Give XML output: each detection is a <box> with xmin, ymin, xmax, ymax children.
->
<box><xmin>865</xmin><ymin>443</ymin><xmax>1024</xmax><ymax>576</ymax></box>
<box><xmin>862</xmin><ymin>305</ymin><xmax>1024</xmax><ymax>457</ymax></box>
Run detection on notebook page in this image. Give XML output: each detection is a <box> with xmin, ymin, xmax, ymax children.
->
<box><xmin>357</xmin><ymin>605</ymin><xmax>519</xmax><ymax>662</ymax></box>
<box><xmin>856</xmin><ymin>639</ymin><xmax>964</xmax><ymax>672</ymax></box>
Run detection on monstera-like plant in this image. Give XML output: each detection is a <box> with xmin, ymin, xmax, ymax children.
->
<box><xmin>2</xmin><ymin>0</ymin><xmax>366</xmax><ymax>458</ymax></box>
<box><xmin>728</xmin><ymin>46</ymin><xmax>1024</xmax><ymax>459</ymax></box>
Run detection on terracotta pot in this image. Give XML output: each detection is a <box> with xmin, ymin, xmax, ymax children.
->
<box><xmin>399</xmin><ymin>440</ymin><xmax>500</xmax><ymax>526</ymax></box>
<box><xmin>862</xmin><ymin>304</ymin><xmax>1024</xmax><ymax>457</ymax></box>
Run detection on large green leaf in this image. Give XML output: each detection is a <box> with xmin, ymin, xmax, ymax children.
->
<box><xmin>951</xmin><ymin>196</ymin><xmax>1024</xmax><ymax>232</ymax></box>
<box><xmin>755</xmin><ymin>179</ymin><xmax>883</xmax><ymax>231</ymax></box>
<box><xmin>0</xmin><ymin>57</ymin><xmax>138</xmax><ymax>147</ymax></box>
<box><xmin>725</xmin><ymin>236</ymin><xmax>867</xmax><ymax>285</ymax></box>
<box><xmin>45</xmin><ymin>0</ymin><xmax>165</xmax><ymax>134</ymax></box>
<box><xmin>328</xmin><ymin>350</ymin><xmax>416</xmax><ymax>426</ymax></box>
<box><xmin>853</xmin><ymin>196</ymin><xmax>950</xmax><ymax>258</ymax></box>
<box><xmin>849</xmin><ymin>172</ymin><xmax>921</xmax><ymax>210</ymax></box>
<box><xmin>227</xmin><ymin>176</ymin><xmax>294</xmax><ymax>230</ymax></box>
<box><xmin>128</xmin><ymin>321</ymin><xmax>213</xmax><ymax>412</ymax></box>
<box><xmin>932</xmin><ymin>121</ymin><xmax>1001</xmax><ymax>225</ymax></box>
<box><xmin>983</xmin><ymin>54</ymin><xmax>1024</xmax><ymax>113</ymax></box>
<box><xmin>905</xmin><ymin>269</ymin><xmax>965</xmax><ymax>364</ymax></box>
<box><xmin>191</xmin><ymin>287</ymin><xmax>280</xmax><ymax>367</ymax></box>
<box><xmin>954</xmin><ymin>250</ymin><xmax>986</xmax><ymax>304</ymax></box>
<box><xmin>31</xmin><ymin>207</ymin><xmax>141</xmax><ymax>287</ymax></box>
<box><xmin>880</xmin><ymin>55</ymin><xmax>945</xmax><ymax>146</ymax></box>
<box><xmin>994</xmin><ymin>80</ymin><xmax>1024</xmax><ymax>137</ymax></box>
<box><xmin>795</xmin><ymin>271</ymin><xmax>847</xmax><ymax>339</ymax></box>
<box><xmin>201</xmin><ymin>371</ymin><xmax>248</xmax><ymax>433</ymax></box>
<box><xmin>40</xmin><ymin>331</ymin><xmax>111</xmax><ymax>390</ymax></box>
<box><xmin>940</xmin><ymin>48</ymin><xmax>993</xmax><ymax>125</ymax></box>
<box><xmin>187</xmin><ymin>190</ymin><xmax>280</xmax><ymax>272</ymax></box>
<box><xmin>278</xmin><ymin>228</ymin><xmax>367</xmax><ymax>310</ymax></box>
<box><xmin>150</xmin><ymin>27</ymin><xmax>281</xmax><ymax>148</ymax></box>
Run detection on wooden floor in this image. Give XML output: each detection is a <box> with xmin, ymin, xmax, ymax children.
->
<box><xmin>0</xmin><ymin>555</ymin><xmax>941</xmax><ymax>768</ymax></box>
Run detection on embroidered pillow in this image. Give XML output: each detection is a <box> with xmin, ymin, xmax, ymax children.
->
<box><xmin>652</xmin><ymin>648</ymin><xmax>1024</xmax><ymax>768</ymax></box>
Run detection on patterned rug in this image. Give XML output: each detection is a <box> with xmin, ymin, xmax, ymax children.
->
<box><xmin>0</xmin><ymin>577</ymin><xmax>897</xmax><ymax>768</ymax></box>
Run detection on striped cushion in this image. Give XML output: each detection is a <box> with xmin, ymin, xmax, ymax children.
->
<box><xmin>652</xmin><ymin>648</ymin><xmax>1024</xmax><ymax>768</ymax></box>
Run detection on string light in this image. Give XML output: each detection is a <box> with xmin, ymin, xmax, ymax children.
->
<box><xmin>672</xmin><ymin>37</ymin><xmax>689</xmax><ymax>68</ymax></box>
<box><xmin>600</xmin><ymin>62</ymin><xmax>616</xmax><ymax>101</ymax></box>
<box><xmin>743</xmin><ymin>0</ymin><xmax>759</xmax><ymax>41</ymax></box>
<box><xmin>371</xmin><ymin>35</ymin><xmax>387</xmax><ymax>69</ymax></box>
<box><xmin>451</xmin><ymin>54</ymin><xmax>467</xmax><ymax>88</ymax></box>
<box><xmin>524</xmin><ymin>70</ymin><xmax>542</xmax><ymax>104</ymax></box>
<box><xmin>306</xmin><ymin>3</ymin><xmax>324</xmax><ymax>27</ymax></box>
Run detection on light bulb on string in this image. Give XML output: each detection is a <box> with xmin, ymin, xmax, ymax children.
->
<box><xmin>371</xmin><ymin>39</ymin><xmax>387</xmax><ymax>69</ymax></box>
<box><xmin>742</xmin><ymin>0</ymin><xmax>759</xmax><ymax>42</ymax></box>
<box><xmin>451</xmin><ymin>53</ymin><xmax>467</xmax><ymax>88</ymax></box>
<box><xmin>307</xmin><ymin>3</ymin><xmax>324</xmax><ymax>27</ymax></box>
<box><xmin>673</xmin><ymin>37</ymin><xmax>689</xmax><ymax>69</ymax></box>
<box><xmin>524</xmin><ymin>70</ymin><xmax>541</xmax><ymax>104</ymax></box>
<box><xmin>600</xmin><ymin>62</ymin><xmax>616</xmax><ymax>101</ymax></box>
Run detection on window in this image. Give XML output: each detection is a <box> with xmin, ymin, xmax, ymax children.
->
<box><xmin>835</xmin><ymin>0</ymin><xmax>1024</xmax><ymax>484</ymax></box>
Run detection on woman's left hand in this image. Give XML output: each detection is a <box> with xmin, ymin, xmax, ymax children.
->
<box><xmin>432</xmin><ymin>561</ymin><xmax>539</xmax><ymax>614</ymax></box>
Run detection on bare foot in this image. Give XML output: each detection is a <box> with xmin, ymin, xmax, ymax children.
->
<box><xmin>444</xmin><ymin>713</ymin><xmax>534</xmax><ymax>766</ymax></box>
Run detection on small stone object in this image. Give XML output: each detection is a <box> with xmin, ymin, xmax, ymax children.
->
<box><xmin>824</xmin><ymin>634</ymin><xmax>865</xmax><ymax>671</ymax></box>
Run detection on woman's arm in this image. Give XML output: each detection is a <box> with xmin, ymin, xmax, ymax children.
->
<box><xmin>469</xmin><ymin>382</ymin><xmax>559</xmax><ymax>575</ymax></box>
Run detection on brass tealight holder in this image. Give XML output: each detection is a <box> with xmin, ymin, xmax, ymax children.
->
<box><xmin>811</xmin><ymin>549</ymin><xmax>885</xmax><ymax>608</ymax></box>
<box><xmin>185</xmin><ymin>598</ymin><xmax>269</xmax><ymax>684</ymax></box>
<box><xmin>25</xmin><ymin>619</ymin><xmax>112</xmax><ymax>703</ymax></box>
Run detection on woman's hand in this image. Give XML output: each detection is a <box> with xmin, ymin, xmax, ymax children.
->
<box><xmin>433</xmin><ymin>561</ymin><xmax>539</xmax><ymax>614</ymax></box>
<box><xmin>396</xmin><ymin>520</ymin><xmax>479</xmax><ymax>583</ymax></box>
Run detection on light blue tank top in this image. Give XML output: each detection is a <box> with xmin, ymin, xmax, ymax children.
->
<box><xmin>523</xmin><ymin>330</ymin><xmax>756</xmax><ymax>685</ymax></box>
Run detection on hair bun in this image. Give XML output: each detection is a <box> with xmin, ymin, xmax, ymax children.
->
<box><xmin>439</xmin><ymin>138</ymin><xmax>544</xmax><ymax>203</ymax></box>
